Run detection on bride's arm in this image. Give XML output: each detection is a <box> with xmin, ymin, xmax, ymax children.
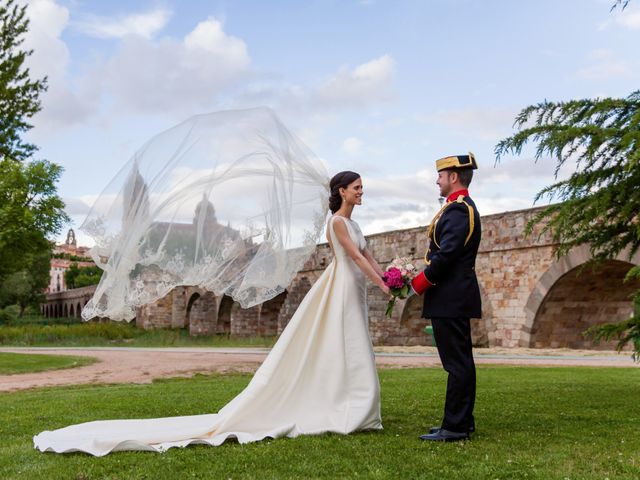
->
<box><xmin>332</xmin><ymin>219</ymin><xmax>390</xmax><ymax>294</ymax></box>
<box><xmin>362</xmin><ymin>249</ymin><xmax>385</xmax><ymax>277</ymax></box>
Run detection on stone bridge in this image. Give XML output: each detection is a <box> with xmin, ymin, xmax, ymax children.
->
<box><xmin>43</xmin><ymin>207</ymin><xmax>640</xmax><ymax>349</ymax></box>
<box><xmin>41</xmin><ymin>285</ymin><xmax>96</xmax><ymax>319</ymax></box>
<box><xmin>283</xmin><ymin>207</ymin><xmax>639</xmax><ymax>349</ymax></box>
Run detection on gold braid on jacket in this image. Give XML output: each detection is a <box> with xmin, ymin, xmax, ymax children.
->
<box><xmin>424</xmin><ymin>195</ymin><xmax>475</xmax><ymax>265</ymax></box>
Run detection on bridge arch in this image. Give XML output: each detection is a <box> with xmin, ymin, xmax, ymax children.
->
<box><xmin>184</xmin><ymin>290</ymin><xmax>216</xmax><ymax>335</ymax></box>
<box><xmin>525</xmin><ymin>246</ymin><xmax>640</xmax><ymax>349</ymax></box>
<box><xmin>185</xmin><ymin>292</ymin><xmax>201</xmax><ymax>334</ymax></box>
<box><xmin>217</xmin><ymin>295</ymin><xmax>233</xmax><ymax>335</ymax></box>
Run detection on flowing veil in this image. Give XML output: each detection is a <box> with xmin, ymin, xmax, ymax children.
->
<box><xmin>80</xmin><ymin>107</ymin><xmax>329</xmax><ymax>321</ymax></box>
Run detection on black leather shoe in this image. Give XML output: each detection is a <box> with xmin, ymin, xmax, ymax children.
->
<box><xmin>429</xmin><ymin>425</ymin><xmax>475</xmax><ymax>434</ymax></box>
<box><xmin>419</xmin><ymin>429</ymin><xmax>469</xmax><ymax>442</ymax></box>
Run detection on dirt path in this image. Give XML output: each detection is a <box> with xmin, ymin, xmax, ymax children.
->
<box><xmin>0</xmin><ymin>346</ymin><xmax>636</xmax><ymax>393</ymax></box>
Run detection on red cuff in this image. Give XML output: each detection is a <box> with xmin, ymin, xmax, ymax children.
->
<box><xmin>411</xmin><ymin>271</ymin><xmax>434</xmax><ymax>295</ymax></box>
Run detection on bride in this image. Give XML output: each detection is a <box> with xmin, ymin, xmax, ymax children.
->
<box><xmin>34</xmin><ymin>170</ymin><xmax>391</xmax><ymax>456</ymax></box>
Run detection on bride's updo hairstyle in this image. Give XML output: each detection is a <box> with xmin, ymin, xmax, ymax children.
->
<box><xmin>329</xmin><ymin>171</ymin><xmax>361</xmax><ymax>214</ymax></box>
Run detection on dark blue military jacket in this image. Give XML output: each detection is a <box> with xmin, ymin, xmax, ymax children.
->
<box><xmin>422</xmin><ymin>194</ymin><xmax>482</xmax><ymax>319</ymax></box>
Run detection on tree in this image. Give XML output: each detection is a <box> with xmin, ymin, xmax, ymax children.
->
<box><xmin>64</xmin><ymin>263</ymin><xmax>102</xmax><ymax>290</ymax></box>
<box><xmin>0</xmin><ymin>0</ymin><xmax>65</xmax><ymax>269</ymax></box>
<box><xmin>0</xmin><ymin>159</ymin><xmax>68</xmax><ymax>280</ymax></box>
<box><xmin>0</xmin><ymin>0</ymin><xmax>47</xmax><ymax>162</ymax></box>
<box><xmin>0</xmin><ymin>0</ymin><xmax>68</xmax><ymax>317</ymax></box>
<box><xmin>0</xmin><ymin>249</ymin><xmax>50</xmax><ymax>317</ymax></box>
<box><xmin>496</xmin><ymin>91</ymin><xmax>640</xmax><ymax>361</ymax></box>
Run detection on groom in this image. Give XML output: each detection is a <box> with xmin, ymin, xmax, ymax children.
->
<box><xmin>410</xmin><ymin>153</ymin><xmax>482</xmax><ymax>442</ymax></box>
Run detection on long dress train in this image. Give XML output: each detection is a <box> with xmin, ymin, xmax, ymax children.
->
<box><xmin>33</xmin><ymin>216</ymin><xmax>382</xmax><ymax>456</ymax></box>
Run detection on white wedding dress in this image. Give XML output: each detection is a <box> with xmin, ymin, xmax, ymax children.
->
<box><xmin>34</xmin><ymin>216</ymin><xmax>382</xmax><ymax>456</ymax></box>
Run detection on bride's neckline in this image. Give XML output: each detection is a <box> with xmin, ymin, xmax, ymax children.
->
<box><xmin>333</xmin><ymin>215</ymin><xmax>353</xmax><ymax>222</ymax></box>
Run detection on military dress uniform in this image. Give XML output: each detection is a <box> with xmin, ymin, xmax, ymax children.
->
<box><xmin>411</xmin><ymin>153</ymin><xmax>482</xmax><ymax>438</ymax></box>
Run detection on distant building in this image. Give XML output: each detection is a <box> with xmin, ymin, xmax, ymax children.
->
<box><xmin>47</xmin><ymin>229</ymin><xmax>95</xmax><ymax>293</ymax></box>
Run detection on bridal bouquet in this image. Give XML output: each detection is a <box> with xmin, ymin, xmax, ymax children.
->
<box><xmin>383</xmin><ymin>257</ymin><xmax>417</xmax><ymax>318</ymax></box>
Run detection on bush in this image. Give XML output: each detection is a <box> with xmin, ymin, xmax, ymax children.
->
<box><xmin>0</xmin><ymin>306</ymin><xmax>19</xmax><ymax>325</ymax></box>
<box><xmin>64</xmin><ymin>263</ymin><xmax>102</xmax><ymax>289</ymax></box>
<box><xmin>0</xmin><ymin>307</ymin><xmax>81</xmax><ymax>326</ymax></box>
<box><xmin>0</xmin><ymin>322</ymin><xmax>137</xmax><ymax>346</ymax></box>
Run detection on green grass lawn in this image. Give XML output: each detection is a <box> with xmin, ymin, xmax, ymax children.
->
<box><xmin>0</xmin><ymin>352</ymin><xmax>96</xmax><ymax>375</ymax></box>
<box><xmin>0</xmin><ymin>322</ymin><xmax>277</xmax><ymax>348</ymax></box>
<box><xmin>0</xmin><ymin>367</ymin><xmax>638</xmax><ymax>479</ymax></box>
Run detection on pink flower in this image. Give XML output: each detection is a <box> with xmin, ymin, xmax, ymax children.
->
<box><xmin>383</xmin><ymin>267</ymin><xmax>405</xmax><ymax>289</ymax></box>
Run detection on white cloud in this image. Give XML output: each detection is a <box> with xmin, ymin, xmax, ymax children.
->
<box><xmin>617</xmin><ymin>9</ymin><xmax>640</xmax><ymax>28</ymax></box>
<box><xmin>481</xmin><ymin>156</ymin><xmax>560</xmax><ymax>183</ymax></box>
<box><xmin>365</xmin><ymin>169</ymin><xmax>436</xmax><ymax>200</ymax></box>
<box><xmin>419</xmin><ymin>107</ymin><xmax>518</xmax><ymax>142</ymax></box>
<box><xmin>346</xmin><ymin>154</ymin><xmax>578</xmax><ymax>234</ymax></box>
<box><xmin>63</xmin><ymin>196</ymin><xmax>92</xmax><ymax>216</ymax></box>
<box><xmin>25</xmin><ymin>9</ymin><xmax>250</xmax><ymax>128</ymax></box>
<box><xmin>22</xmin><ymin>0</ymin><xmax>99</xmax><ymax>131</ymax></box>
<box><xmin>350</xmin><ymin>169</ymin><xmax>441</xmax><ymax>234</ymax></box>
<box><xmin>230</xmin><ymin>56</ymin><xmax>396</xmax><ymax>123</ymax></box>
<box><xmin>74</xmin><ymin>8</ymin><xmax>171</xmax><ymax>39</ymax></box>
<box><xmin>227</xmin><ymin>55</ymin><xmax>397</xmax><ymax>126</ymax></box>
<box><xmin>576</xmin><ymin>49</ymin><xmax>630</xmax><ymax>80</ymax></box>
<box><xmin>473</xmin><ymin>196</ymin><xmax>533</xmax><ymax>216</ymax></box>
<box><xmin>98</xmin><ymin>18</ymin><xmax>250</xmax><ymax>115</ymax></box>
<box><xmin>184</xmin><ymin>18</ymin><xmax>247</xmax><ymax>58</ymax></box>
<box><xmin>342</xmin><ymin>137</ymin><xmax>363</xmax><ymax>155</ymax></box>
<box><xmin>21</xmin><ymin>0</ymin><xmax>68</xmax><ymax>80</ymax></box>
<box><xmin>313</xmin><ymin>54</ymin><xmax>395</xmax><ymax>108</ymax></box>
<box><xmin>595</xmin><ymin>5</ymin><xmax>640</xmax><ymax>30</ymax></box>
<box><xmin>472</xmin><ymin>153</ymin><xmax>580</xmax><ymax>214</ymax></box>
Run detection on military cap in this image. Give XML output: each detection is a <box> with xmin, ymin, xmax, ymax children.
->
<box><xmin>435</xmin><ymin>152</ymin><xmax>478</xmax><ymax>172</ymax></box>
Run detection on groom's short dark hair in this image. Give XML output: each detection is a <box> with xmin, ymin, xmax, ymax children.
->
<box><xmin>445</xmin><ymin>168</ymin><xmax>473</xmax><ymax>187</ymax></box>
<box><xmin>445</xmin><ymin>168</ymin><xmax>473</xmax><ymax>188</ymax></box>
<box><xmin>457</xmin><ymin>169</ymin><xmax>473</xmax><ymax>187</ymax></box>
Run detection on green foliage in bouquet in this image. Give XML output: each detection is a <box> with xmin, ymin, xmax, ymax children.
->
<box><xmin>385</xmin><ymin>285</ymin><xmax>410</xmax><ymax>318</ymax></box>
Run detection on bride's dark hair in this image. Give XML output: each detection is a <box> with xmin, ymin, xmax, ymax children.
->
<box><xmin>329</xmin><ymin>171</ymin><xmax>361</xmax><ymax>214</ymax></box>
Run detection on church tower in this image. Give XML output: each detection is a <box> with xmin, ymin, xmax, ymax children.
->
<box><xmin>122</xmin><ymin>162</ymin><xmax>150</xmax><ymax>227</ymax></box>
<box><xmin>193</xmin><ymin>193</ymin><xmax>218</xmax><ymax>231</ymax></box>
<box><xmin>65</xmin><ymin>228</ymin><xmax>77</xmax><ymax>248</ymax></box>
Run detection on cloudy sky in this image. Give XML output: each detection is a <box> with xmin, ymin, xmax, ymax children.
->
<box><xmin>20</xmin><ymin>0</ymin><xmax>640</xmax><ymax>246</ymax></box>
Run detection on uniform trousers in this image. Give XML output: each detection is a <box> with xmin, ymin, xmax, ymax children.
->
<box><xmin>431</xmin><ymin>316</ymin><xmax>476</xmax><ymax>432</ymax></box>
